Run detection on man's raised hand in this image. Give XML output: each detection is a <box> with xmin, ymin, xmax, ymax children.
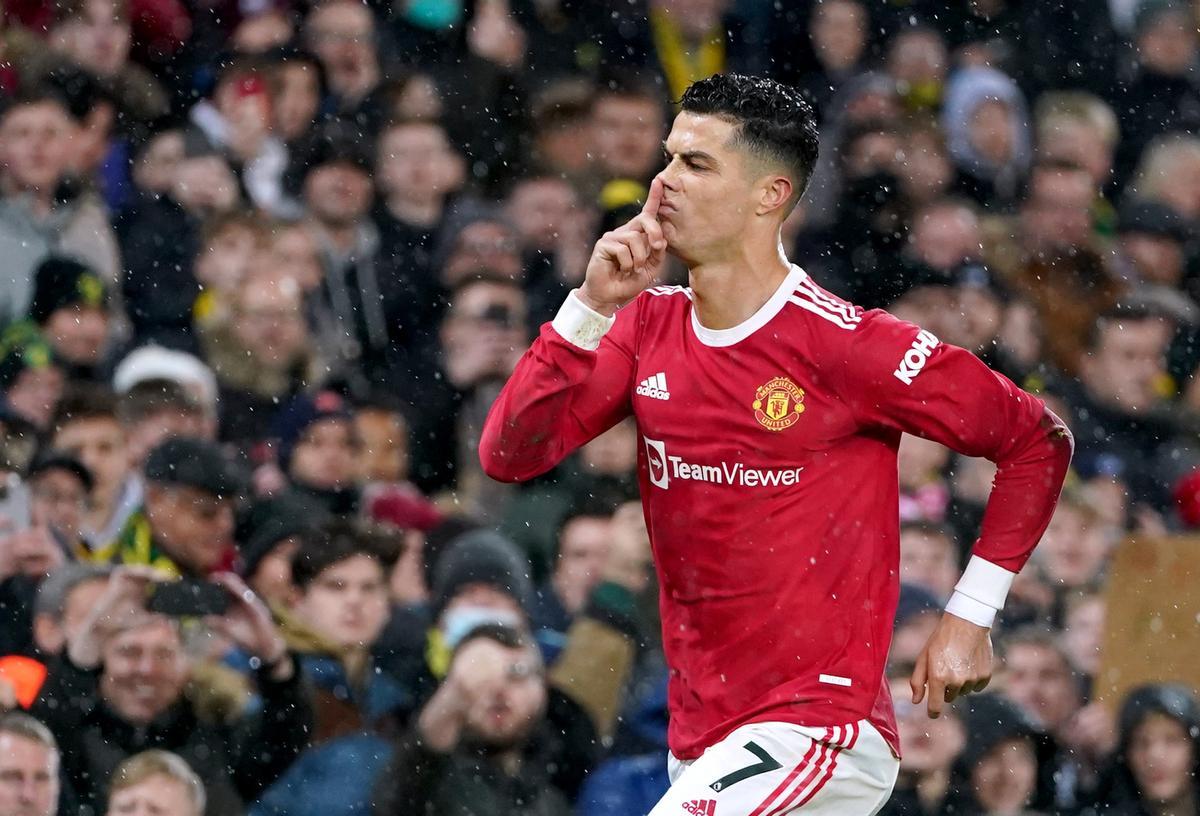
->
<box><xmin>578</xmin><ymin>177</ymin><xmax>668</xmax><ymax>316</ymax></box>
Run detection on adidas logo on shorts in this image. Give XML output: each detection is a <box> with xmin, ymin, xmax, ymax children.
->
<box><xmin>637</xmin><ymin>372</ymin><xmax>671</xmax><ymax>401</ymax></box>
<box><xmin>682</xmin><ymin>800</ymin><xmax>717</xmax><ymax>815</ymax></box>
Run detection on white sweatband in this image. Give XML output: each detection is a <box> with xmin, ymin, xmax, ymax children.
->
<box><xmin>551</xmin><ymin>290</ymin><xmax>616</xmax><ymax>351</ymax></box>
<box><xmin>943</xmin><ymin>556</ymin><xmax>1016</xmax><ymax>629</ymax></box>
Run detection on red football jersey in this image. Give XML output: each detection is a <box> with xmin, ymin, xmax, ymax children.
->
<box><xmin>481</xmin><ymin>265</ymin><xmax>1072</xmax><ymax>760</ymax></box>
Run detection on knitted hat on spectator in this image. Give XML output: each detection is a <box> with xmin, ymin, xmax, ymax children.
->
<box><xmin>238</xmin><ymin>492</ymin><xmax>326</xmax><ymax>579</ymax></box>
<box><xmin>28</xmin><ymin>256</ymin><xmax>109</xmax><ymax>326</ymax></box>
<box><xmin>0</xmin><ymin>324</ymin><xmax>57</xmax><ymax>389</ymax></box>
<box><xmin>271</xmin><ymin>390</ymin><xmax>354</xmax><ymax>470</ymax></box>
<box><xmin>144</xmin><ymin>436</ymin><xmax>247</xmax><ymax>500</ymax></box>
<box><xmin>431</xmin><ymin>529</ymin><xmax>534</xmax><ymax>619</ymax></box>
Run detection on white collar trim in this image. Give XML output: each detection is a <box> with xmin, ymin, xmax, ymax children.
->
<box><xmin>689</xmin><ymin>264</ymin><xmax>808</xmax><ymax>348</ymax></box>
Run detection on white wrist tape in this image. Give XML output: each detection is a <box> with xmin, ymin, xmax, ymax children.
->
<box><xmin>551</xmin><ymin>290</ymin><xmax>616</xmax><ymax>351</ymax></box>
<box><xmin>943</xmin><ymin>556</ymin><xmax>1016</xmax><ymax>629</ymax></box>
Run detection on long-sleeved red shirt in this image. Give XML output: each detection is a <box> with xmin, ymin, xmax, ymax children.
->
<box><xmin>481</xmin><ymin>265</ymin><xmax>1073</xmax><ymax>759</ymax></box>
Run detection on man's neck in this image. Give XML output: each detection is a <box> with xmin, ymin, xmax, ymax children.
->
<box><xmin>315</xmin><ymin>219</ymin><xmax>360</xmax><ymax>253</ymax></box>
<box><xmin>687</xmin><ymin>238</ymin><xmax>791</xmax><ymax>331</ymax></box>
<box><xmin>385</xmin><ymin>195</ymin><xmax>442</xmax><ymax>229</ymax></box>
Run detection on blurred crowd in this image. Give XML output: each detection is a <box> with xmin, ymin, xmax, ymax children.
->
<box><xmin>0</xmin><ymin>0</ymin><xmax>1198</xmax><ymax>814</ymax></box>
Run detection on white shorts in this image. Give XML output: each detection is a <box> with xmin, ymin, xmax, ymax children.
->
<box><xmin>649</xmin><ymin>720</ymin><xmax>899</xmax><ymax>816</ymax></box>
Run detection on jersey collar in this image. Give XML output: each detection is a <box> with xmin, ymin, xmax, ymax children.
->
<box><xmin>689</xmin><ymin>264</ymin><xmax>808</xmax><ymax>348</ymax></box>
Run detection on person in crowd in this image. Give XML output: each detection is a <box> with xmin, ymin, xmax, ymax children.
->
<box><xmin>49</xmin><ymin>386</ymin><xmax>135</xmax><ymax>557</ymax></box>
<box><xmin>0</xmin><ymin>712</ymin><xmax>59</xmax><ymax>816</ymax></box>
<box><xmin>0</xmin><ymin>86</ymin><xmax>121</xmax><ymax>325</ymax></box>
<box><xmin>1084</xmin><ymin>684</ymin><xmax>1200</xmax><ymax>816</ymax></box>
<box><xmin>249</xmin><ymin>521</ymin><xmax>407</xmax><ymax>816</ymax></box>
<box><xmin>371</xmin><ymin>623</ymin><xmax>572</xmax><ymax>815</ymax></box>
<box><xmin>23</xmin><ymin>256</ymin><xmax>113</xmax><ymax>383</ymax></box>
<box><xmin>878</xmin><ymin>665</ymin><xmax>965</xmax><ymax>816</ymax></box>
<box><xmin>106</xmin><ymin>750</ymin><xmax>205</xmax><ymax>816</ymax></box>
<box><xmin>104</xmin><ymin>437</ymin><xmax>244</xmax><ymax>577</ymax></box>
<box><xmin>530</xmin><ymin>504</ymin><xmax>613</xmax><ymax>640</ymax></box>
<box><xmin>25</xmin><ymin>450</ymin><xmax>92</xmax><ymax>560</ymax></box>
<box><xmin>0</xmin><ymin>328</ymin><xmax>65</xmax><ymax>432</ymax></box>
<box><xmin>1001</xmin><ymin>626</ymin><xmax>1116</xmax><ymax>809</ymax></box>
<box><xmin>587</xmin><ymin>72</ymin><xmax>668</xmax><ymax>193</ymax></box>
<box><xmin>941</xmin><ymin>693</ymin><xmax>1056</xmax><ymax>815</ymax></box>
<box><xmin>898</xmin><ymin>520</ymin><xmax>961</xmax><ymax>604</ymax></box>
<box><xmin>30</xmin><ymin>566</ymin><xmax>311</xmax><ymax>815</ymax></box>
<box><xmin>272</xmin><ymin>390</ymin><xmax>359</xmax><ymax>516</ymax></box>
<box><xmin>236</xmin><ymin>493</ymin><xmax>325</xmax><ymax>609</ymax></box>
<box><xmin>302</xmin><ymin>0</ymin><xmax>384</xmax><ymax>125</ymax></box>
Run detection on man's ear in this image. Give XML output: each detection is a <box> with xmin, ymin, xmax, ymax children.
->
<box><xmin>757</xmin><ymin>174</ymin><xmax>795</xmax><ymax>216</ymax></box>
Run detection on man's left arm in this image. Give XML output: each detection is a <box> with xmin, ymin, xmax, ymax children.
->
<box><xmin>837</xmin><ymin>311</ymin><xmax>1074</xmax><ymax>716</ymax></box>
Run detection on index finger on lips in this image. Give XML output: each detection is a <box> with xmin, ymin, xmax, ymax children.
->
<box><xmin>641</xmin><ymin>177</ymin><xmax>664</xmax><ymax>218</ymax></box>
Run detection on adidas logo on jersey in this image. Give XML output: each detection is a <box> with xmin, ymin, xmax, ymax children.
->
<box><xmin>682</xmin><ymin>800</ymin><xmax>717</xmax><ymax>815</ymax></box>
<box><xmin>637</xmin><ymin>372</ymin><xmax>671</xmax><ymax>400</ymax></box>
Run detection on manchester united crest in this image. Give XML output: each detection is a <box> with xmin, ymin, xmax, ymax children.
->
<box><xmin>752</xmin><ymin>376</ymin><xmax>805</xmax><ymax>431</ymax></box>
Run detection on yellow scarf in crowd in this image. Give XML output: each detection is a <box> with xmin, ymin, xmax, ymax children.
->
<box><xmin>650</xmin><ymin>6</ymin><xmax>726</xmax><ymax>102</ymax></box>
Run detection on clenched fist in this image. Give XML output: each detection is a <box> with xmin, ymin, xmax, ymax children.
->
<box><xmin>578</xmin><ymin>178</ymin><xmax>668</xmax><ymax>316</ymax></box>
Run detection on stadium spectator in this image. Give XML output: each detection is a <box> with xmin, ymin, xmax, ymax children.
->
<box><xmin>0</xmin><ymin>712</ymin><xmax>59</xmax><ymax>816</ymax></box>
<box><xmin>1085</xmin><ymin>684</ymin><xmax>1200</xmax><ymax>816</ymax></box>
<box><xmin>248</xmin><ymin>521</ymin><xmax>406</xmax><ymax>816</ymax></box>
<box><xmin>106</xmin><ymin>750</ymin><xmax>205</xmax><ymax>816</ymax></box>
<box><xmin>30</xmin><ymin>567</ymin><xmax>311</xmax><ymax>815</ymax></box>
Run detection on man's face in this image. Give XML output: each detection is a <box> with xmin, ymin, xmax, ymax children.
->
<box><xmin>0</xmin><ymin>734</ymin><xmax>58</xmax><ymax>816</ymax></box>
<box><xmin>52</xmin><ymin>0</ymin><xmax>131</xmax><ymax>78</ymax></box>
<box><xmin>107</xmin><ymin>774</ymin><xmax>195</xmax><ymax>816</ymax></box>
<box><xmin>1138</xmin><ymin>10</ymin><xmax>1198</xmax><ymax>76</ymax></box>
<box><xmin>304</xmin><ymin>163</ymin><xmax>373</xmax><ymax>227</ymax></box>
<box><xmin>551</xmin><ymin>516</ymin><xmax>611</xmax><ymax>615</ymax></box>
<box><xmin>909</xmin><ymin>205</ymin><xmax>981</xmax><ymax>271</ymax></box>
<box><xmin>247</xmin><ymin>538</ymin><xmax>300</xmax><ymax>609</ymax></box>
<box><xmin>270</xmin><ymin>227</ymin><xmax>323</xmax><ymax>292</ymax></box>
<box><xmin>143</xmin><ymin>484</ymin><xmax>234</xmax><ymax>574</ymax></box>
<box><xmin>1021</xmin><ymin>168</ymin><xmax>1094</xmax><ymax>252</ymax></box>
<box><xmin>44</xmin><ymin>306</ymin><xmax>109</xmax><ymax>366</ymax></box>
<box><xmin>1002</xmin><ymin>643</ymin><xmax>1080</xmax><ymax>732</ymax></box>
<box><xmin>171</xmin><ymin>156</ymin><xmax>239</xmax><ymax>215</ymax></box>
<box><xmin>440</xmin><ymin>281</ymin><xmax>528</xmax><ymax>385</ymax></box>
<box><xmin>898</xmin><ymin>530</ymin><xmax>958</xmax><ymax>602</ymax></box>
<box><xmin>232</xmin><ymin>278</ymin><xmax>307</xmax><ymax>369</ymax></box>
<box><xmin>376</xmin><ymin>123</ymin><xmax>457</xmax><ymax>204</ymax></box>
<box><xmin>441</xmin><ymin>222</ymin><xmax>523</xmax><ymax>287</ymax></box>
<box><xmin>0</xmin><ymin>102</ymin><xmax>74</xmax><ymax>194</ymax></box>
<box><xmin>6</xmin><ymin>368</ymin><xmax>65</xmax><ymax>430</ymax></box>
<box><xmin>1035</xmin><ymin>504</ymin><xmax>1110</xmax><ymax>588</ymax></box>
<box><xmin>29</xmin><ymin>469</ymin><xmax>88</xmax><ymax>545</ymax></box>
<box><xmin>590</xmin><ymin>95</ymin><xmax>665</xmax><ymax>181</ymax></box>
<box><xmin>658</xmin><ymin>112</ymin><xmax>772</xmax><ymax>265</ymax></box>
<box><xmin>34</xmin><ymin>574</ymin><xmax>109</xmax><ymax>655</ymax></box>
<box><xmin>1039</xmin><ymin>120</ymin><xmax>1112</xmax><ymax>187</ymax></box>
<box><xmin>970</xmin><ymin>737</ymin><xmax>1037</xmax><ymax>814</ymax></box>
<box><xmin>100</xmin><ymin>617</ymin><xmax>190</xmax><ymax>725</ymax></box>
<box><xmin>295</xmin><ymin>554</ymin><xmax>390</xmax><ymax>649</ymax></box>
<box><xmin>305</xmin><ymin>1</ymin><xmax>377</xmax><ymax>98</ymax></box>
<box><xmin>273</xmin><ymin>62</ymin><xmax>321</xmax><ymax>142</ymax></box>
<box><xmin>289</xmin><ymin>418</ymin><xmax>358</xmax><ymax>490</ymax></box>
<box><xmin>194</xmin><ymin>225</ymin><xmax>259</xmax><ymax>294</ymax></box>
<box><xmin>459</xmin><ymin>640</ymin><xmax>547</xmax><ymax>749</ymax></box>
<box><xmin>505</xmin><ymin>179</ymin><xmax>578</xmax><ymax>253</ymax></box>
<box><xmin>967</xmin><ymin>99</ymin><xmax>1014</xmax><ymax>165</ymax></box>
<box><xmin>354</xmin><ymin>409</ymin><xmax>408</xmax><ymax>483</ymax></box>
<box><xmin>811</xmin><ymin>0</ymin><xmax>867</xmax><ymax>71</ymax></box>
<box><xmin>1081</xmin><ymin>318</ymin><xmax>1172</xmax><ymax>413</ymax></box>
<box><xmin>133</xmin><ymin>130</ymin><xmax>184</xmax><ymax>196</ymax></box>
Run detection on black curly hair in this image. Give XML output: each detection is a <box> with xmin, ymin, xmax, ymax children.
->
<box><xmin>679</xmin><ymin>73</ymin><xmax>820</xmax><ymax>208</ymax></box>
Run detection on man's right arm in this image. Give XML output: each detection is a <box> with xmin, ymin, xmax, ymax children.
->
<box><xmin>478</xmin><ymin>290</ymin><xmax>640</xmax><ymax>482</ymax></box>
<box><xmin>480</xmin><ymin>177</ymin><xmax>668</xmax><ymax>483</ymax></box>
